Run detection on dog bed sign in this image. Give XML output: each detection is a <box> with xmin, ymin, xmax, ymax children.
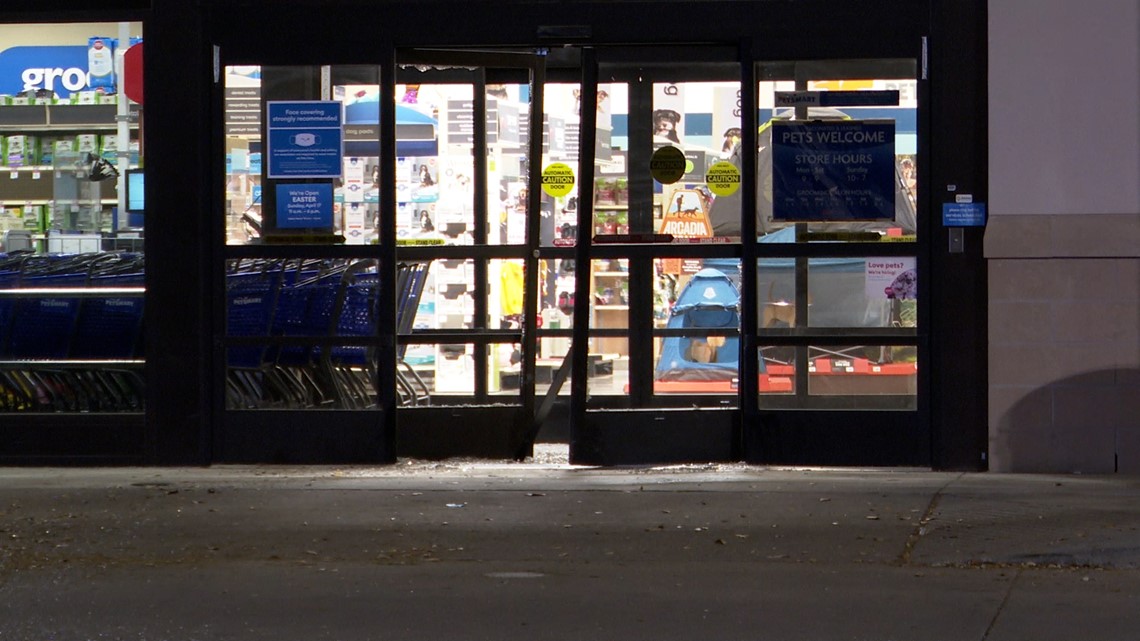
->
<box><xmin>865</xmin><ymin>257</ymin><xmax>917</xmax><ymax>300</ymax></box>
<box><xmin>772</xmin><ymin>120</ymin><xmax>895</xmax><ymax>221</ymax></box>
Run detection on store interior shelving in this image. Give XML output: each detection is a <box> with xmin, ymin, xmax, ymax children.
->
<box><xmin>1</xmin><ymin>102</ymin><xmax>141</xmax><ymax>244</ymax></box>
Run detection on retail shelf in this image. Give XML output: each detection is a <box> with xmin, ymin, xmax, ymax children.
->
<box><xmin>0</xmin><ymin>103</ymin><xmax>140</xmax><ymax>130</ymax></box>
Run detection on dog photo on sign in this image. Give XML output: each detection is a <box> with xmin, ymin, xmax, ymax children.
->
<box><xmin>884</xmin><ymin>269</ymin><xmax>917</xmax><ymax>300</ymax></box>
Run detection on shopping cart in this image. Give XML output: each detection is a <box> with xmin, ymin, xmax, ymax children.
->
<box><xmin>322</xmin><ymin>258</ymin><xmax>433</xmax><ymax>408</ymax></box>
<box><xmin>221</xmin><ymin>257</ymin><xmax>435</xmax><ymax>410</ymax></box>
<box><xmin>0</xmin><ymin>252</ymin><xmax>146</xmax><ymax>413</ymax></box>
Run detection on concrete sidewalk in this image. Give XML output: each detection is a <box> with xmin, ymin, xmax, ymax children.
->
<box><xmin>1</xmin><ymin>455</ymin><xmax>1138</xmax><ymax>640</ymax></box>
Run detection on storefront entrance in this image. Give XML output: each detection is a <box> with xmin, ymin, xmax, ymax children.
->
<box><xmin>568</xmin><ymin>48</ymin><xmax>926</xmax><ymax>465</ymax></box>
<box><xmin>215</xmin><ymin>39</ymin><xmax>928</xmax><ymax>466</ymax></box>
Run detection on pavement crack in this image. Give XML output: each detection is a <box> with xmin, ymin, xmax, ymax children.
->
<box><xmin>981</xmin><ymin>567</ymin><xmax>1022</xmax><ymax>640</ymax></box>
<box><xmin>898</xmin><ymin>473</ymin><xmax>962</xmax><ymax>566</ymax></box>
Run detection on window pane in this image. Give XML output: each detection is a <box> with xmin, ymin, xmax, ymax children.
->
<box><xmin>225</xmin><ymin>257</ymin><xmax>383</xmax><ymax>410</ymax></box>
<box><xmin>1</xmin><ymin>20</ymin><xmax>147</xmax><ymax>415</ymax></box>
<box><xmin>752</xmin><ymin>60</ymin><xmax>919</xmax><ymax>241</ymax></box>
<box><xmin>654</xmin><ymin>259</ymin><xmax>741</xmax><ymax>397</ymax></box>
<box><xmin>757</xmin><ymin>257</ymin><xmax>918</xmax><ymax>329</ymax></box>
<box><xmin>653</xmin><ymin>81</ymin><xmax>742</xmax><ymax>241</ymax></box>
<box><xmin>758</xmin><ymin>344</ymin><xmax>917</xmax><ymax>409</ymax></box>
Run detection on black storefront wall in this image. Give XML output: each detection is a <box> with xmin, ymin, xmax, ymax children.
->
<box><xmin>927</xmin><ymin>0</ymin><xmax>989</xmax><ymax>470</ymax></box>
<box><xmin>2</xmin><ymin>0</ymin><xmax>988</xmax><ymax>469</ymax></box>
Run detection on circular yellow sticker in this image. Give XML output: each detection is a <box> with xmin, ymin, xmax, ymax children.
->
<box><xmin>541</xmin><ymin>163</ymin><xmax>576</xmax><ymax>197</ymax></box>
<box><xmin>650</xmin><ymin>146</ymin><xmax>686</xmax><ymax>185</ymax></box>
<box><xmin>705</xmin><ymin>160</ymin><xmax>741</xmax><ymax>197</ymax></box>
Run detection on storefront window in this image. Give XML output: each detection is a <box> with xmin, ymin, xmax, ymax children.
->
<box><xmin>653</xmin><ymin>258</ymin><xmax>741</xmax><ymax>399</ymax></box>
<box><xmin>0</xmin><ymin>22</ymin><xmax>145</xmax><ymax>414</ymax></box>
<box><xmin>753</xmin><ymin>61</ymin><xmax>919</xmax><ymax>242</ymax></box>
<box><xmin>653</xmin><ymin>81</ymin><xmax>741</xmax><ymax>241</ymax></box>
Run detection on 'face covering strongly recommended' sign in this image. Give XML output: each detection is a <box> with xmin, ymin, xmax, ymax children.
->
<box><xmin>266</xmin><ymin>101</ymin><xmax>344</xmax><ymax>179</ymax></box>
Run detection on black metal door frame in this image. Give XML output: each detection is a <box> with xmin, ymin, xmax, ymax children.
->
<box><xmin>212</xmin><ymin>48</ymin><xmax>550</xmax><ymax>462</ymax></box>
<box><xmin>570</xmin><ymin>45</ymin><xmax>747</xmax><ymax>465</ymax></box>
<box><xmin>213</xmin><ymin>62</ymin><xmax>396</xmax><ymax>464</ymax></box>
<box><xmin>178</xmin><ymin>0</ymin><xmax>983</xmax><ymax>469</ymax></box>
<box><xmin>742</xmin><ymin>51</ymin><xmax>932</xmax><ymax>467</ymax></box>
<box><xmin>391</xmin><ymin>48</ymin><xmax>548</xmax><ymax>460</ymax></box>
<box><xmin>568</xmin><ymin>42</ymin><xmax>932</xmax><ymax>467</ymax></box>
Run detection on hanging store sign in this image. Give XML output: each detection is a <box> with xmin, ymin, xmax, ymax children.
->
<box><xmin>224</xmin><ymin>86</ymin><xmax>261</xmax><ymax>136</ymax></box>
<box><xmin>266</xmin><ymin>101</ymin><xmax>343</xmax><ymax>179</ymax></box>
<box><xmin>446</xmin><ymin>98</ymin><xmax>499</xmax><ymax>145</ymax></box>
<box><xmin>0</xmin><ymin>46</ymin><xmax>89</xmax><ymax>98</ymax></box>
<box><xmin>774</xmin><ymin>90</ymin><xmax>900</xmax><ymax>108</ymax></box>
<box><xmin>771</xmin><ymin>120</ymin><xmax>895</xmax><ymax>221</ymax></box>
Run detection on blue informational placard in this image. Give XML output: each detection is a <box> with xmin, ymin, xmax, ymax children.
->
<box><xmin>276</xmin><ymin>183</ymin><xmax>333</xmax><ymax>229</ymax></box>
<box><xmin>772</xmin><ymin>121</ymin><xmax>896</xmax><ymax>221</ymax></box>
<box><xmin>942</xmin><ymin>202</ymin><xmax>987</xmax><ymax>227</ymax></box>
<box><xmin>266</xmin><ymin>101</ymin><xmax>343</xmax><ymax>179</ymax></box>
<box><xmin>0</xmin><ymin>46</ymin><xmax>89</xmax><ymax>98</ymax></box>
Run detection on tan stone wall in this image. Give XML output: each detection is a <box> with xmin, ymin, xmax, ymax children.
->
<box><xmin>985</xmin><ymin>214</ymin><xmax>1140</xmax><ymax>473</ymax></box>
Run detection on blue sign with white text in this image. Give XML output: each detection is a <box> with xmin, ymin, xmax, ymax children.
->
<box><xmin>942</xmin><ymin>203</ymin><xmax>986</xmax><ymax>227</ymax></box>
<box><xmin>276</xmin><ymin>183</ymin><xmax>333</xmax><ymax>229</ymax></box>
<box><xmin>267</xmin><ymin>101</ymin><xmax>343</xmax><ymax>179</ymax></box>
<box><xmin>772</xmin><ymin>121</ymin><xmax>896</xmax><ymax>221</ymax></box>
<box><xmin>0</xmin><ymin>46</ymin><xmax>89</xmax><ymax>98</ymax></box>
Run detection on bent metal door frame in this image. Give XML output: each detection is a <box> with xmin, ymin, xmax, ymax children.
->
<box><xmin>569</xmin><ymin>45</ymin><xmax>750</xmax><ymax>466</ymax></box>
<box><xmin>391</xmin><ymin>48</ymin><xmax>548</xmax><ymax>460</ymax></box>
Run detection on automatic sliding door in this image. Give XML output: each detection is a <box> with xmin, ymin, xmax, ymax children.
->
<box><xmin>393</xmin><ymin>50</ymin><xmax>546</xmax><ymax>460</ymax></box>
<box><xmin>570</xmin><ymin>48</ymin><xmax>745</xmax><ymax>465</ymax></box>
<box><xmin>744</xmin><ymin>58</ymin><xmax>928</xmax><ymax>466</ymax></box>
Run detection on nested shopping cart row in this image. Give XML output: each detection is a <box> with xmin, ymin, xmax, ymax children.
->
<box><xmin>225</xmin><ymin>257</ymin><xmax>431</xmax><ymax>410</ymax></box>
<box><xmin>0</xmin><ymin>252</ymin><xmax>146</xmax><ymax>412</ymax></box>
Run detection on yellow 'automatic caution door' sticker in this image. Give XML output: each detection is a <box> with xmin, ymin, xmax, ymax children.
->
<box><xmin>705</xmin><ymin>160</ymin><xmax>741</xmax><ymax>197</ymax></box>
<box><xmin>541</xmin><ymin>163</ymin><xmax>576</xmax><ymax>198</ymax></box>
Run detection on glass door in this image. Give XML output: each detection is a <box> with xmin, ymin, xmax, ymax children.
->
<box><xmin>217</xmin><ymin>63</ymin><xmax>395</xmax><ymax>463</ymax></box>
<box><xmin>742</xmin><ymin>58</ymin><xmax>929</xmax><ymax>466</ymax></box>
<box><xmin>569</xmin><ymin>46</ymin><xmax>747</xmax><ymax>465</ymax></box>
<box><xmin>566</xmin><ymin>48</ymin><xmax>930</xmax><ymax>467</ymax></box>
<box><xmin>390</xmin><ymin>49</ymin><xmax>547</xmax><ymax>459</ymax></box>
<box><xmin>216</xmin><ymin>52</ymin><xmax>548</xmax><ymax>462</ymax></box>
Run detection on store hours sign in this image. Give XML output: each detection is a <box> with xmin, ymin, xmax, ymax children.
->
<box><xmin>771</xmin><ymin>120</ymin><xmax>895</xmax><ymax>221</ymax></box>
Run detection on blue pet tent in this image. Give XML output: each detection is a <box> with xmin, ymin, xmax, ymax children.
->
<box><xmin>654</xmin><ymin>228</ymin><xmax>900</xmax><ymax>384</ymax></box>
<box><xmin>654</xmin><ymin>267</ymin><xmax>748</xmax><ymax>382</ymax></box>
